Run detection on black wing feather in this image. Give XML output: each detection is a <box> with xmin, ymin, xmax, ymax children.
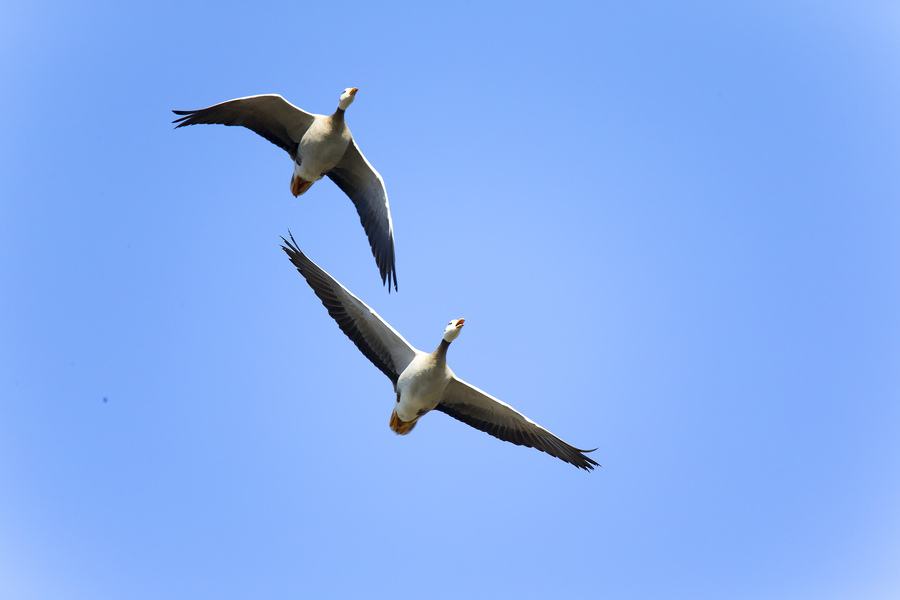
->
<box><xmin>327</xmin><ymin>141</ymin><xmax>398</xmax><ymax>291</ymax></box>
<box><xmin>436</xmin><ymin>379</ymin><xmax>599</xmax><ymax>471</ymax></box>
<box><xmin>172</xmin><ymin>94</ymin><xmax>313</xmax><ymax>158</ymax></box>
<box><xmin>281</xmin><ymin>234</ymin><xmax>409</xmax><ymax>383</ymax></box>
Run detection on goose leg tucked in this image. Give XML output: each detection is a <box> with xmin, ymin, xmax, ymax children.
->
<box><xmin>290</xmin><ymin>175</ymin><xmax>314</xmax><ymax>197</ymax></box>
<box><xmin>389</xmin><ymin>409</ymin><xmax>419</xmax><ymax>435</ymax></box>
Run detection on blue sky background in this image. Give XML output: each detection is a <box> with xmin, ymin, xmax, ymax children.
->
<box><xmin>2</xmin><ymin>1</ymin><xmax>899</xmax><ymax>598</ymax></box>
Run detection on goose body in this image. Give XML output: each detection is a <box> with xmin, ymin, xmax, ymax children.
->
<box><xmin>395</xmin><ymin>345</ymin><xmax>454</xmax><ymax>424</ymax></box>
<box><xmin>173</xmin><ymin>88</ymin><xmax>398</xmax><ymax>290</ymax></box>
<box><xmin>281</xmin><ymin>235</ymin><xmax>599</xmax><ymax>470</ymax></box>
<box><xmin>292</xmin><ymin>112</ymin><xmax>352</xmax><ymax>187</ymax></box>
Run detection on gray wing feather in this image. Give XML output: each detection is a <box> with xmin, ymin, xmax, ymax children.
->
<box><xmin>437</xmin><ymin>378</ymin><xmax>599</xmax><ymax>470</ymax></box>
<box><xmin>173</xmin><ymin>94</ymin><xmax>315</xmax><ymax>159</ymax></box>
<box><xmin>328</xmin><ymin>141</ymin><xmax>398</xmax><ymax>291</ymax></box>
<box><xmin>281</xmin><ymin>234</ymin><xmax>415</xmax><ymax>384</ymax></box>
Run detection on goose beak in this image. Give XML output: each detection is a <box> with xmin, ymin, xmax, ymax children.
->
<box><xmin>349</xmin><ymin>87</ymin><xmax>359</xmax><ymax>95</ymax></box>
<box><xmin>456</xmin><ymin>319</ymin><xmax>465</xmax><ymax>328</ymax></box>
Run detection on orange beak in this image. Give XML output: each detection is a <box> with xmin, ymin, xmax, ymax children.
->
<box><xmin>349</xmin><ymin>87</ymin><xmax>359</xmax><ymax>95</ymax></box>
<box><xmin>456</xmin><ymin>319</ymin><xmax>465</xmax><ymax>328</ymax></box>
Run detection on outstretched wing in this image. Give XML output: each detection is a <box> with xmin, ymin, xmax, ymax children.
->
<box><xmin>281</xmin><ymin>234</ymin><xmax>415</xmax><ymax>384</ymax></box>
<box><xmin>328</xmin><ymin>140</ymin><xmax>398</xmax><ymax>291</ymax></box>
<box><xmin>173</xmin><ymin>94</ymin><xmax>315</xmax><ymax>158</ymax></box>
<box><xmin>437</xmin><ymin>378</ymin><xmax>599</xmax><ymax>470</ymax></box>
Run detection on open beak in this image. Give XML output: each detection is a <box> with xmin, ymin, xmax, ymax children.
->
<box><xmin>456</xmin><ymin>319</ymin><xmax>465</xmax><ymax>328</ymax></box>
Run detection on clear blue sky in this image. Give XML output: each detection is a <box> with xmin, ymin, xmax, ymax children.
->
<box><xmin>2</xmin><ymin>1</ymin><xmax>899</xmax><ymax>598</ymax></box>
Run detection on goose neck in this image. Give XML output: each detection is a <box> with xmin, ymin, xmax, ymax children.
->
<box><xmin>434</xmin><ymin>339</ymin><xmax>451</xmax><ymax>361</ymax></box>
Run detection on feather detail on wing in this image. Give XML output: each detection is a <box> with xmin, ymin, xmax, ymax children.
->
<box><xmin>281</xmin><ymin>234</ymin><xmax>414</xmax><ymax>383</ymax></box>
<box><xmin>437</xmin><ymin>378</ymin><xmax>599</xmax><ymax>470</ymax></box>
<box><xmin>328</xmin><ymin>141</ymin><xmax>398</xmax><ymax>291</ymax></box>
<box><xmin>173</xmin><ymin>94</ymin><xmax>315</xmax><ymax>159</ymax></box>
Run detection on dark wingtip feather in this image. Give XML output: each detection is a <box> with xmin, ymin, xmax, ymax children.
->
<box><xmin>381</xmin><ymin>246</ymin><xmax>398</xmax><ymax>293</ymax></box>
<box><xmin>384</xmin><ymin>268</ymin><xmax>398</xmax><ymax>294</ymax></box>
<box><xmin>280</xmin><ymin>231</ymin><xmax>303</xmax><ymax>260</ymax></box>
<box><xmin>385</xmin><ymin>257</ymin><xmax>398</xmax><ymax>293</ymax></box>
<box><xmin>171</xmin><ymin>111</ymin><xmax>195</xmax><ymax>127</ymax></box>
<box><xmin>579</xmin><ymin>455</ymin><xmax>601</xmax><ymax>471</ymax></box>
<box><xmin>573</xmin><ymin>448</ymin><xmax>601</xmax><ymax>471</ymax></box>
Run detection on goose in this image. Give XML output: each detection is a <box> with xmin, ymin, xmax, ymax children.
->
<box><xmin>281</xmin><ymin>235</ymin><xmax>599</xmax><ymax>471</ymax></box>
<box><xmin>173</xmin><ymin>89</ymin><xmax>397</xmax><ymax>290</ymax></box>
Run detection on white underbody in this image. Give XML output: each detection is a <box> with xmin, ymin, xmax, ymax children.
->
<box><xmin>395</xmin><ymin>352</ymin><xmax>453</xmax><ymax>422</ymax></box>
<box><xmin>294</xmin><ymin>116</ymin><xmax>352</xmax><ymax>182</ymax></box>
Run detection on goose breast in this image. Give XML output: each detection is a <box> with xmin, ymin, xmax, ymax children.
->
<box><xmin>296</xmin><ymin>117</ymin><xmax>352</xmax><ymax>181</ymax></box>
<box><xmin>395</xmin><ymin>354</ymin><xmax>452</xmax><ymax>421</ymax></box>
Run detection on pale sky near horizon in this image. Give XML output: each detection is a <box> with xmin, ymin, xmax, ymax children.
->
<box><xmin>2</xmin><ymin>1</ymin><xmax>899</xmax><ymax>598</ymax></box>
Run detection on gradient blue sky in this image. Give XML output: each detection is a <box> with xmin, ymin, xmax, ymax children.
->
<box><xmin>2</xmin><ymin>1</ymin><xmax>899</xmax><ymax>598</ymax></box>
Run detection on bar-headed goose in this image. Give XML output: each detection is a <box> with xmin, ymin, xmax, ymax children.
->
<box><xmin>281</xmin><ymin>235</ymin><xmax>598</xmax><ymax>471</ymax></box>
<box><xmin>173</xmin><ymin>89</ymin><xmax>397</xmax><ymax>290</ymax></box>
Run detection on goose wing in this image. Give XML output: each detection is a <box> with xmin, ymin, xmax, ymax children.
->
<box><xmin>281</xmin><ymin>234</ymin><xmax>415</xmax><ymax>383</ymax></box>
<box><xmin>173</xmin><ymin>94</ymin><xmax>314</xmax><ymax>158</ymax></box>
<box><xmin>327</xmin><ymin>140</ymin><xmax>398</xmax><ymax>291</ymax></box>
<box><xmin>436</xmin><ymin>378</ymin><xmax>599</xmax><ymax>470</ymax></box>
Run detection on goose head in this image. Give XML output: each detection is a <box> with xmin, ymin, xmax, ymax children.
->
<box><xmin>338</xmin><ymin>87</ymin><xmax>359</xmax><ymax>110</ymax></box>
<box><xmin>442</xmin><ymin>318</ymin><xmax>465</xmax><ymax>343</ymax></box>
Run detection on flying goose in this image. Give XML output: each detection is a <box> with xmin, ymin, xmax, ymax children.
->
<box><xmin>173</xmin><ymin>89</ymin><xmax>397</xmax><ymax>290</ymax></box>
<box><xmin>281</xmin><ymin>235</ymin><xmax>598</xmax><ymax>471</ymax></box>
